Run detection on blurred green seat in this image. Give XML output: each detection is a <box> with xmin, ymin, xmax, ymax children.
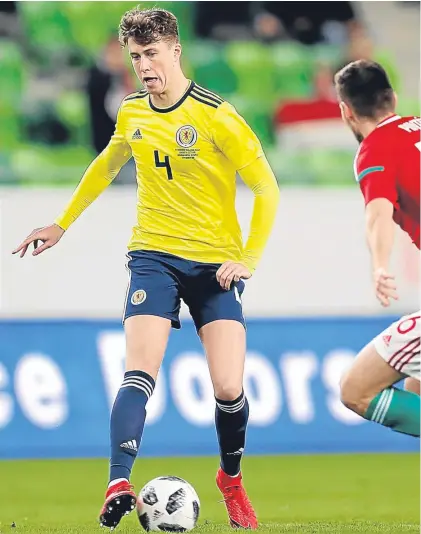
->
<box><xmin>397</xmin><ymin>98</ymin><xmax>420</xmax><ymax>117</ymax></box>
<box><xmin>271</xmin><ymin>42</ymin><xmax>313</xmax><ymax>100</ymax></box>
<box><xmin>228</xmin><ymin>95</ymin><xmax>274</xmax><ymax>147</ymax></box>
<box><xmin>185</xmin><ymin>41</ymin><xmax>238</xmax><ymax>95</ymax></box>
<box><xmin>311</xmin><ymin>43</ymin><xmax>343</xmax><ymax>66</ymax></box>
<box><xmin>63</xmin><ymin>2</ymin><xmax>117</xmax><ymax>58</ymax></box>
<box><xmin>224</xmin><ymin>41</ymin><xmax>275</xmax><ymax>102</ymax></box>
<box><xmin>0</xmin><ymin>40</ymin><xmax>24</xmax><ymax>149</ymax></box>
<box><xmin>0</xmin><ymin>40</ymin><xmax>24</xmax><ymax>105</ymax></box>
<box><xmin>11</xmin><ymin>144</ymin><xmax>94</xmax><ymax>186</ymax></box>
<box><xmin>19</xmin><ymin>2</ymin><xmax>74</xmax><ymax>65</ymax></box>
<box><xmin>55</xmin><ymin>91</ymin><xmax>90</xmax><ymax>146</ymax></box>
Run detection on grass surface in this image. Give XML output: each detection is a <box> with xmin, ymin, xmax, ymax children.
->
<box><xmin>0</xmin><ymin>453</ymin><xmax>419</xmax><ymax>533</ymax></box>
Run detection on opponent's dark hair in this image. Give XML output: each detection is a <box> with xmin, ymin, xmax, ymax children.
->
<box><xmin>334</xmin><ymin>60</ymin><xmax>395</xmax><ymax>118</ymax></box>
<box><xmin>119</xmin><ymin>7</ymin><xmax>179</xmax><ymax>47</ymax></box>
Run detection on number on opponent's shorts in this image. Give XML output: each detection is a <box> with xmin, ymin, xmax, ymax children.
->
<box><xmin>154</xmin><ymin>150</ymin><xmax>173</xmax><ymax>180</ymax></box>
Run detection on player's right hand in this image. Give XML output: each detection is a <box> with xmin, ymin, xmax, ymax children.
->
<box><xmin>12</xmin><ymin>224</ymin><xmax>65</xmax><ymax>258</ymax></box>
<box><xmin>373</xmin><ymin>267</ymin><xmax>398</xmax><ymax>307</ymax></box>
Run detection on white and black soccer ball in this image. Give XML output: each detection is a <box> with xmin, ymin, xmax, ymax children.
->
<box><xmin>137</xmin><ymin>476</ymin><xmax>200</xmax><ymax>532</ymax></box>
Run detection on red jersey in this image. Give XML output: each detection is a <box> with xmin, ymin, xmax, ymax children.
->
<box><xmin>354</xmin><ymin>115</ymin><xmax>420</xmax><ymax>249</ymax></box>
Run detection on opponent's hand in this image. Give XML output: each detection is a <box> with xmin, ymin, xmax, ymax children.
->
<box><xmin>12</xmin><ymin>224</ymin><xmax>65</xmax><ymax>258</ymax></box>
<box><xmin>373</xmin><ymin>267</ymin><xmax>398</xmax><ymax>307</ymax></box>
<box><xmin>216</xmin><ymin>261</ymin><xmax>252</xmax><ymax>291</ymax></box>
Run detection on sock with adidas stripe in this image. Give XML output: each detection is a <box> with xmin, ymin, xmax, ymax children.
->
<box><xmin>365</xmin><ymin>386</ymin><xmax>420</xmax><ymax>437</ymax></box>
<box><xmin>215</xmin><ymin>391</ymin><xmax>249</xmax><ymax>476</ymax></box>
<box><xmin>109</xmin><ymin>370</ymin><xmax>155</xmax><ymax>483</ymax></box>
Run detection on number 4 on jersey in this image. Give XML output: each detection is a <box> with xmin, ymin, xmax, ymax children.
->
<box><xmin>154</xmin><ymin>150</ymin><xmax>173</xmax><ymax>180</ymax></box>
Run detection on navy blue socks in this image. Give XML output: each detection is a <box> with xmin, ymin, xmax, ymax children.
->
<box><xmin>215</xmin><ymin>391</ymin><xmax>249</xmax><ymax>476</ymax></box>
<box><xmin>109</xmin><ymin>370</ymin><xmax>155</xmax><ymax>483</ymax></box>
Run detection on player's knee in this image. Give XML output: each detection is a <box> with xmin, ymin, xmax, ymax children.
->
<box><xmin>214</xmin><ymin>384</ymin><xmax>243</xmax><ymax>402</ymax></box>
<box><xmin>340</xmin><ymin>373</ymin><xmax>369</xmax><ymax>416</ymax></box>
<box><xmin>404</xmin><ymin>377</ymin><xmax>420</xmax><ymax>396</ymax></box>
<box><xmin>124</xmin><ymin>316</ymin><xmax>170</xmax><ymax>376</ymax></box>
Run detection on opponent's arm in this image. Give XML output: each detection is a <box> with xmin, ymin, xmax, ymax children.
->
<box><xmin>365</xmin><ymin>198</ymin><xmax>395</xmax><ymax>274</ymax></box>
<box><xmin>13</xmin><ymin>106</ymin><xmax>131</xmax><ymax>257</ymax></box>
<box><xmin>357</xmin><ymin>146</ymin><xmax>399</xmax><ymax>306</ymax></box>
<box><xmin>211</xmin><ymin>102</ymin><xmax>280</xmax><ymax>288</ymax></box>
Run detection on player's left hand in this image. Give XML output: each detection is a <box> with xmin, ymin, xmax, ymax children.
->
<box><xmin>216</xmin><ymin>261</ymin><xmax>252</xmax><ymax>291</ymax></box>
<box><xmin>373</xmin><ymin>267</ymin><xmax>398</xmax><ymax>307</ymax></box>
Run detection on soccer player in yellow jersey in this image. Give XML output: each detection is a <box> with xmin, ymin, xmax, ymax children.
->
<box><xmin>13</xmin><ymin>8</ymin><xmax>279</xmax><ymax>530</ymax></box>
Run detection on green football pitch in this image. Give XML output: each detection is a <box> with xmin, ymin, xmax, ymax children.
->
<box><xmin>0</xmin><ymin>453</ymin><xmax>419</xmax><ymax>534</ymax></box>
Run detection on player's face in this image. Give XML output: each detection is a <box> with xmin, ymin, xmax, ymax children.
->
<box><xmin>128</xmin><ymin>38</ymin><xmax>181</xmax><ymax>95</ymax></box>
<box><xmin>339</xmin><ymin>101</ymin><xmax>364</xmax><ymax>144</ymax></box>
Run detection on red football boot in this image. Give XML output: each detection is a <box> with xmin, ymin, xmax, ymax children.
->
<box><xmin>216</xmin><ymin>468</ymin><xmax>258</xmax><ymax>529</ymax></box>
<box><xmin>99</xmin><ymin>480</ymin><xmax>137</xmax><ymax>530</ymax></box>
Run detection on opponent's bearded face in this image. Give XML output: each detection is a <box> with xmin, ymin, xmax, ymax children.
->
<box><xmin>128</xmin><ymin>37</ymin><xmax>181</xmax><ymax>95</ymax></box>
<box><xmin>339</xmin><ymin>101</ymin><xmax>364</xmax><ymax>144</ymax></box>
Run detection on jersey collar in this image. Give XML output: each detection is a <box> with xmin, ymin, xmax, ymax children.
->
<box><xmin>148</xmin><ymin>80</ymin><xmax>194</xmax><ymax>114</ymax></box>
<box><xmin>376</xmin><ymin>114</ymin><xmax>401</xmax><ymax>128</ymax></box>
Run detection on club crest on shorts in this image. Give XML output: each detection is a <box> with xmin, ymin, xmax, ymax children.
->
<box><xmin>176</xmin><ymin>125</ymin><xmax>197</xmax><ymax>148</ymax></box>
<box><xmin>131</xmin><ymin>289</ymin><xmax>147</xmax><ymax>305</ymax></box>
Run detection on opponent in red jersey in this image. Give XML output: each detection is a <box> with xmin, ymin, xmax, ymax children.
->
<box><xmin>334</xmin><ymin>60</ymin><xmax>420</xmax><ymax>438</ymax></box>
<box><xmin>355</xmin><ymin>115</ymin><xmax>420</xmax><ymax>250</ymax></box>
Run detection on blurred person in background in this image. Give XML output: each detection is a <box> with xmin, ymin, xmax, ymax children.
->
<box><xmin>259</xmin><ymin>1</ymin><xmax>359</xmax><ymax>45</ymax></box>
<box><xmin>0</xmin><ymin>1</ymin><xmax>19</xmax><ymax>38</ymax></box>
<box><xmin>87</xmin><ymin>38</ymin><xmax>136</xmax><ymax>185</ymax></box>
<box><xmin>274</xmin><ymin>63</ymin><xmax>354</xmax><ymax>151</ymax></box>
<box><xmin>194</xmin><ymin>1</ymin><xmax>252</xmax><ymax>40</ymax></box>
<box><xmin>87</xmin><ymin>38</ymin><xmax>135</xmax><ymax>155</ymax></box>
<box><xmin>338</xmin><ymin>24</ymin><xmax>400</xmax><ymax>91</ymax></box>
<box><xmin>195</xmin><ymin>1</ymin><xmax>361</xmax><ymax>45</ymax></box>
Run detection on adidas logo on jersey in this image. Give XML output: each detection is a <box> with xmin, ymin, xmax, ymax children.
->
<box><xmin>120</xmin><ymin>439</ymin><xmax>138</xmax><ymax>452</ymax></box>
<box><xmin>132</xmin><ymin>129</ymin><xmax>142</xmax><ymax>140</ymax></box>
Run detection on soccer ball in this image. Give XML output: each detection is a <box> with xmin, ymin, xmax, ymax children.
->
<box><xmin>137</xmin><ymin>475</ymin><xmax>200</xmax><ymax>532</ymax></box>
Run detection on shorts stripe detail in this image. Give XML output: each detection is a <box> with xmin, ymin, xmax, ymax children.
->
<box><xmin>396</xmin><ymin>345</ymin><xmax>421</xmax><ymax>373</ymax></box>
<box><xmin>371</xmin><ymin>389</ymin><xmax>389</xmax><ymax>423</ymax></box>
<box><xmin>388</xmin><ymin>338</ymin><xmax>420</xmax><ymax>367</ymax></box>
<box><xmin>377</xmin><ymin>389</ymin><xmax>394</xmax><ymax>424</ymax></box>
<box><xmin>123</xmin><ymin>265</ymin><xmax>132</xmax><ymax>324</ymax></box>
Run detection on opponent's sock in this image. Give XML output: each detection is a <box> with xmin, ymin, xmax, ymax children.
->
<box><xmin>215</xmin><ymin>391</ymin><xmax>249</xmax><ymax>476</ymax></box>
<box><xmin>365</xmin><ymin>386</ymin><xmax>420</xmax><ymax>437</ymax></box>
<box><xmin>109</xmin><ymin>370</ymin><xmax>155</xmax><ymax>483</ymax></box>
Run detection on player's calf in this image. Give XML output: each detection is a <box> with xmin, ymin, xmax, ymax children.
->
<box><xmin>340</xmin><ymin>373</ymin><xmax>374</xmax><ymax>416</ymax></box>
<box><xmin>109</xmin><ymin>370</ymin><xmax>155</xmax><ymax>483</ymax></box>
<box><xmin>340</xmin><ymin>342</ymin><xmax>420</xmax><ymax>437</ymax></box>
<box><xmin>215</xmin><ymin>391</ymin><xmax>249</xmax><ymax>476</ymax></box>
<box><xmin>405</xmin><ymin>377</ymin><xmax>420</xmax><ymax>396</ymax></box>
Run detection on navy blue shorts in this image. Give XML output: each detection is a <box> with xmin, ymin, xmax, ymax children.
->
<box><xmin>123</xmin><ymin>250</ymin><xmax>245</xmax><ymax>331</ymax></box>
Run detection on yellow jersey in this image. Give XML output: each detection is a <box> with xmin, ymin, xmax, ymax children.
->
<box><xmin>55</xmin><ymin>81</ymin><xmax>279</xmax><ymax>271</ymax></box>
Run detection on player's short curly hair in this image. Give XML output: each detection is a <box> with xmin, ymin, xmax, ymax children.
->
<box><xmin>334</xmin><ymin>60</ymin><xmax>394</xmax><ymax>119</ymax></box>
<box><xmin>119</xmin><ymin>7</ymin><xmax>179</xmax><ymax>47</ymax></box>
